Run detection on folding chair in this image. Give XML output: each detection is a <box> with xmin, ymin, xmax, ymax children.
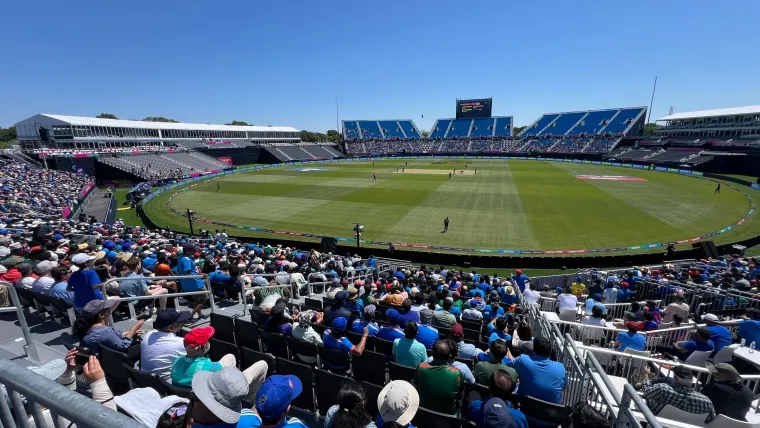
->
<box><xmin>209</xmin><ymin>338</ymin><xmax>239</xmax><ymax>365</ymax></box>
<box><xmin>234</xmin><ymin>318</ymin><xmax>261</xmax><ymax>351</ymax></box>
<box><xmin>276</xmin><ymin>357</ymin><xmax>316</xmax><ymax>412</ymax></box>
<box><xmin>240</xmin><ymin>347</ymin><xmax>276</xmax><ymax>375</ymax></box>
<box><xmin>210</xmin><ymin>312</ymin><xmax>236</xmax><ymax>344</ymax></box>
<box><xmin>98</xmin><ymin>345</ymin><xmax>131</xmax><ymax>395</ymax></box>
<box><xmin>315</xmin><ymin>369</ymin><xmax>354</xmax><ymax>414</ymax></box>
<box><xmin>352</xmin><ymin>350</ymin><xmax>386</xmax><ymax>386</ymax></box>
<box><xmin>123</xmin><ymin>364</ymin><xmax>167</xmax><ymax>394</ymax></box>
<box><xmin>388</xmin><ymin>361</ymin><xmax>416</xmax><ymax>383</ymax></box>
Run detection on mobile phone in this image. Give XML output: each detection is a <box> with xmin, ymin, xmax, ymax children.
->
<box><xmin>75</xmin><ymin>347</ymin><xmax>92</xmax><ymax>366</ymax></box>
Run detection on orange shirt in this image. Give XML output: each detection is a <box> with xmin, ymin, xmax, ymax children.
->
<box><xmin>154</xmin><ymin>263</ymin><xmax>172</xmax><ymax>277</ymax></box>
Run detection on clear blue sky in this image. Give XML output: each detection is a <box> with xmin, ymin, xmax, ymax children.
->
<box><xmin>3</xmin><ymin>1</ymin><xmax>759</xmax><ymax>132</ymax></box>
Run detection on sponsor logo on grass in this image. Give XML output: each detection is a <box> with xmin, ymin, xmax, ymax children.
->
<box><xmin>293</xmin><ymin>168</ymin><xmax>328</xmax><ymax>172</ymax></box>
<box><xmin>575</xmin><ymin>175</ymin><xmax>647</xmax><ymax>181</ymax></box>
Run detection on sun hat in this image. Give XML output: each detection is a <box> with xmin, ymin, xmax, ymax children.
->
<box><xmin>114</xmin><ymin>388</ymin><xmax>189</xmax><ymax>428</ymax></box>
<box><xmin>255</xmin><ymin>375</ymin><xmax>303</xmax><ymax>422</ymax></box>
<box><xmin>377</xmin><ymin>380</ymin><xmax>419</xmax><ymax>425</ymax></box>
<box><xmin>192</xmin><ymin>368</ymin><xmax>249</xmax><ymax>424</ymax></box>
<box><xmin>183</xmin><ymin>326</ymin><xmax>216</xmax><ymax>348</ymax></box>
<box><xmin>81</xmin><ymin>299</ymin><xmax>118</xmax><ymax>317</ymax></box>
<box><xmin>363</xmin><ymin>304</ymin><xmax>376</xmax><ymax>318</ymax></box>
<box><xmin>505</xmin><ymin>286</ymin><xmax>515</xmax><ymax>295</ymax></box>
<box><xmin>34</xmin><ymin>260</ymin><xmax>57</xmax><ymax>274</ymax></box>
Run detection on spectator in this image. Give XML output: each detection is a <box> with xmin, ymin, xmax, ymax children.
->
<box><xmin>451</xmin><ymin>324</ymin><xmax>484</xmax><ymax>360</ymax></box>
<box><xmin>74</xmin><ymin>299</ymin><xmax>143</xmax><ymax>357</ymax></box>
<box><xmin>463</xmin><ymin>299</ymin><xmax>484</xmax><ymax>320</ymax></box>
<box><xmin>432</xmin><ymin>299</ymin><xmax>457</xmax><ymax>330</ymax></box>
<box><xmin>631</xmin><ymin>302</ymin><xmax>644</xmax><ymax>321</ymax></box>
<box><xmin>617</xmin><ymin>282</ymin><xmax>632</xmax><ymax>302</ymax></box>
<box><xmin>114</xmin><ymin>387</ymin><xmax>189</xmax><ymax>428</ymax></box>
<box><xmin>120</xmin><ymin>257</ymin><xmax>169</xmax><ymax>312</ymax></box>
<box><xmin>512</xmin><ymin>269</ymin><xmax>529</xmax><ymax>292</ymax></box>
<box><xmin>415</xmin><ymin>309</ymin><xmax>439</xmax><ymax>350</ymax></box>
<box><xmin>171</xmin><ymin>326</ymin><xmax>267</xmax><ymax>391</ymax></box>
<box><xmin>602</xmin><ymin>282</ymin><xmax>618</xmax><ymax>304</ymax></box>
<box><xmin>415</xmin><ymin>340</ymin><xmax>462</xmax><ymax>414</ymax></box>
<box><xmin>662</xmin><ymin>294</ymin><xmax>689</xmax><ymax>323</ymax></box>
<box><xmin>556</xmin><ymin>287</ymin><xmax>578</xmax><ymax>312</ymax></box>
<box><xmin>487</xmin><ymin>316</ymin><xmax>512</xmax><ymax>345</ymax></box>
<box><xmin>249</xmin><ymin>375</ymin><xmax>309</xmax><ymax>427</ymax></box>
<box><xmin>378</xmin><ymin>309</ymin><xmax>405</xmax><ymax>342</ymax></box>
<box><xmin>264</xmin><ymin>302</ymin><xmax>293</xmax><ymax>336</ymax></box>
<box><xmin>30</xmin><ymin>260</ymin><xmax>57</xmax><ymax>293</ymax></box>
<box><xmin>176</xmin><ymin>244</ymin><xmax>207</xmax><ymax>319</ymax></box>
<box><xmin>324</xmin><ymin>317</ymin><xmax>369</xmax><ymax>370</ymax></box>
<box><xmin>499</xmin><ymin>285</ymin><xmax>518</xmax><ymax>306</ymax></box>
<box><xmin>351</xmin><ymin>304</ymin><xmax>380</xmax><ymax>336</ymax></box>
<box><xmin>16</xmin><ymin>262</ymin><xmax>36</xmax><ymax>290</ymax></box>
<box><xmin>68</xmin><ymin>253</ymin><xmax>103</xmax><ymax>310</ymax></box>
<box><xmin>584</xmin><ymin>294</ymin><xmax>606</xmax><ymax>316</ymax></box>
<box><xmin>641</xmin><ymin>311</ymin><xmax>659</xmax><ymax>332</ymax></box>
<box><xmin>324</xmin><ymin>381</ymin><xmax>376</xmax><ymax>428</ymax></box>
<box><xmin>642</xmin><ymin>366</ymin><xmax>715</xmax><ymax>422</ymax></box>
<box><xmin>292</xmin><ymin>309</ymin><xmax>323</xmax><ymax>364</ymax></box>
<box><xmin>655</xmin><ymin>327</ymin><xmax>714</xmax><ymax>362</ymax></box>
<box><xmin>645</xmin><ymin>300</ymin><xmax>662</xmax><ymax>324</ymax></box>
<box><xmin>344</xmin><ymin>287</ymin><xmax>364</xmax><ymax>313</ymax></box>
<box><xmin>393</xmin><ymin>321</ymin><xmax>427</xmax><ymax>368</ymax></box>
<box><xmin>473</xmin><ymin>340</ymin><xmax>517</xmax><ymax>384</ymax></box>
<box><xmin>47</xmin><ymin>264</ymin><xmax>74</xmax><ymax>306</ymax></box>
<box><xmin>397</xmin><ymin>299</ymin><xmax>420</xmax><ymax>325</ymax></box>
<box><xmin>140</xmin><ymin>309</ymin><xmax>191</xmax><ymax>379</ymax></box>
<box><xmin>717</xmin><ymin>308</ymin><xmax>760</xmax><ymax>348</ymax></box>
<box><xmin>376</xmin><ymin>380</ymin><xmax>419</xmax><ymax>427</ymax></box>
<box><xmin>584</xmin><ymin>305</ymin><xmax>606</xmax><ymax>327</ymax></box>
<box><xmin>702</xmin><ymin>313</ymin><xmax>732</xmax><ymax>355</ymax></box>
<box><xmin>615</xmin><ymin>315</ymin><xmax>646</xmax><ymax>352</ymax></box>
<box><xmin>507</xmin><ymin>337</ymin><xmax>566</xmax><ymax>404</ymax></box>
<box><xmin>701</xmin><ymin>363</ymin><xmax>754</xmax><ymax>422</ymax></box>
<box><xmin>324</xmin><ymin>290</ymin><xmax>353</xmax><ymax>327</ymax></box>
<box><xmin>187</xmin><ymin>368</ymin><xmax>261</xmax><ymax>427</ymax></box>
<box><xmin>570</xmin><ymin>276</ymin><xmax>586</xmax><ymax>297</ymax></box>
<box><xmin>467</xmin><ymin>370</ymin><xmax>527</xmax><ymax>428</ymax></box>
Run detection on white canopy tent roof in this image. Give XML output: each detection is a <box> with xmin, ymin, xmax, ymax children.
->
<box><xmin>17</xmin><ymin>114</ymin><xmax>299</xmax><ymax>133</ymax></box>
<box><xmin>657</xmin><ymin>105</ymin><xmax>760</xmax><ymax>121</ymax></box>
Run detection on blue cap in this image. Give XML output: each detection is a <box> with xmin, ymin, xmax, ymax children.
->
<box><xmin>592</xmin><ymin>293</ymin><xmax>603</xmax><ymax>301</ymax></box>
<box><xmin>0</xmin><ymin>229</ymin><xmax>7</xmax><ymax>235</ymax></box>
<box><xmin>331</xmin><ymin>316</ymin><xmax>348</xmax><ymax>331</ymax></box>
<box><xmin>386</xmin><ymin>309</ymin><xmax>400</xmax><ymax>324</ymax></box>
<box><xmin>255</xmin><ymin>375</ymin><xmax>303</xmax><ymax>421</ymax></box>
<box><xmin>555</xmin><ymin>287</ymin><xmax>564</xmax><ymax>293</ymax></box>
<box><xmin>52</xmin><ymin>234</ymin><xmax>63</xmax><ymax>241</ymax></box>
<box><xmin>576</xmin><ymin>276</ymin><xmax>583</xmax><ymax>281</ymax></box>
<box><xmin>103</xmin><ymin>241</ymin><xmax>116</xmax><ymax>250</ymax></box>
<box><xmin>483</xmin><ymin>397</ymin><xmax>513</xmax><ymax>428</ymax></box>
<box><xmin>335</xmin><ymin>290</ymin><xmax>348</xmax><ymax>301</ymax></box>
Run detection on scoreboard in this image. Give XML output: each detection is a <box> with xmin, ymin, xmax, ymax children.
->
<box><xmin>456</xmin><ymin>98</ymin><xmax>492</xmax><ymax>119</ymax></box>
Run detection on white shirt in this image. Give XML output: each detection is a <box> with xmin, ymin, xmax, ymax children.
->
<box><xmin>557</xmin><ymin>293</ymin><xmax>578</xmax><ymax>311</ymax></box>
<box><xmin>290</xmin><ymin>272</ymin><xmax>306</xmax><ymax>288</ymax></box>
<box><xmin>140</xmin><ymin>331</ymin><xmax>186</xmax><ymax>378</ymax></box>
<box><xmin>275</xmin><ymin>272</ymin><xmax>291</xmax><ymax>285</ymax></box>
<box><xmin>462</xmin><ymin>308</ymin><xmax>484</xmax><ymax>320</ymax></box>
<box><xmin>31</xmin><ymin>276</ymin><xmax>55</xmax><ymax>293</ymax></box>
<box><xmin>524</xmin><ymin>288</ymin><xmax>540</xmax><ymax>305</ymax></box>
<box><xmin>602</xmin><ymin>287</ymin><xmax>618</xmax><ymax>303</ymax></box>
<box><xmin>292</xmin><ymin>323</ymin><xmax>323</xmax><ymax>363</ymax></box>
<box><xmin>18</xmin><ymin>277</ymin><xmax>36</xmax><ymax>290</ymax></box>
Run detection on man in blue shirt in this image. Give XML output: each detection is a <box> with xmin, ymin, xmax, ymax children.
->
<box><xmin>177</xmin><ymin>245</ymin><xmax>207</xmax><ymax>319</ymax></box>
<box><xmin>68</xmin><ymin>253</ymin><xmax>103</xmax><ymax>310</ymax></box>
<box><xmin>416</xmin><ymin>309</ymin><xmax>440</xmax><ymax>350</ymax></box>
<box><xmin>378</xmin><ymin>309</ymin><xmax>405</xmax><ymax>343</ymax></box>
<box><xmin>718</xmin><ymin>308</ymin><xmax>760</xmax><ymax>347</ymax></box>
<box><xmin>451</xmin><ymin>323</ymin><xmax>485</xmax><ymax>360</ymax></box>
<box><xmin>467</xmin><ymin>370</ymin><xmax>528</xmax><ymax>428</ymax></box>
<box><xmin>350</xmin><ymin>304</ymin><xmax>380</xmax><ymax>336</ymax></box>
<box><xmin>702</xmin><ymin>313</ymin><xmax>733</xmax><ymax>355</ymax></box>
<box><xmin>324</xmin><ymin>317</ymin><xmax>369</xmax><ymax>370</ymax></box>
<box><xmin>615</xmin><ymin>321</ymin><xmax>647</xmax><ymax>352</ymax></box>
<box><xmin>512</xmin><ymin>269</ymin><xmax>529</xmax><ymax>292</ymax></box>
<box><xmin>507</xmin><ymin>337</ymin><xmax>566</xmax><ymax>404</ymax></box>
<box><xmin>47</xmin><ymin>265</ymin><xmax>75</xmax><ymax>306</ymax></box>
<box><xmin>655</xmin><ymin>327</ymin><xmax>714</xmax><ymax>362</ymax></box>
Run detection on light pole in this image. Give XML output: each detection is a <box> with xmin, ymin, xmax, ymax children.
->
<box><xmin>186</xmin><ymin>208</ymin><xmax>195</xmax><ymax>236</ymax></box>
<box><xmin>352</xmin><ymin>223</ymin><xmax>364</xmax><ymax>254</ymax></box>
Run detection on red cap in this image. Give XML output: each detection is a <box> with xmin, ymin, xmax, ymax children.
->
<box><xmin>30</xmin><ymin>246</ymin><xmax>42</xmax><ymax>252</ymax></box>
<box><xmin>516</xmin><ymin>269</ymin><xmax>522</xmax><ymax>274</ymax></box>
<box><xmin>451</xmin><ymin>324</ymin><xmax>464</xmax><ymax>338</ymax></box>
<box><xmin>341</xmin><ymin>279</ymin><xmax>349</xmax><ymax>286</ymax></box>
<box><xmin>183</xmin><ymin>326</ymin><xmax>215</xmax><ymax>348</ymax></box>
<box><xmin>138</xmin><ymin>238</ymin><xmax>148</xmax><ymax>244</ymax></box>
<box><xmin>621</xmin><ymin>282</ymin><xmax>629</xmax><ymax>288</ymax></box>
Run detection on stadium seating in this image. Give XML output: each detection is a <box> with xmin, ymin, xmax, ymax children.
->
<box><xmin>445</xmin><ymin>119</ymin><xmax>473</xmax><ymax>138</ymax></box>
<box><xmin>343</xmin><ymin>120</ymin><xmax>422</xmax><ymax>140</ymax></box>
<box><xmin>378</xmin><ymin>121</ymin><xmax>406</xmax><ymax>138</ymax></box>
<box><xmin>98</xmin><ymin>152</ymin><xmax>231</xmax><ymax>180</ymax></box>
<box><xmin>568</xmin><ymin>109</ymin><xmax>618</xmax><ymax>135</ymax></box>
<box><xmin>430</xmin><ymin>119</ymin><xmax>452</xmax><ymax>139</ymax></box>
<box><xmin>521</xmin><ymin>113</ymin><xmax>560</xmax><ymax>136</ymax></box>
<box><xmin>493</xmin><ymin>117</ymin><xmax>513</xmax><ymax>137</ymax></box>
<box><xmin>603</xmin><ymin>107</ymin><xmax>646</xmax><ymax>134</ymax></box>
<box><xmin>522</xmin><ymin>107</ymin><xmax>646</xmax><ymax>137</ymax></box>
<box><xmin>540</xmin><ymin>112</ymin><xmax>586</xmax><ymax>136</ymax></box>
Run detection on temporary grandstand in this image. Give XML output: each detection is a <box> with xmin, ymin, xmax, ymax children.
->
<box><xmin>342</xmin><ymin>119</ymin><xmax>422</xmax><ymax>140</ymax></box>
<box><xmin>655</xmin><ymin>105</ymin><xmax>760</xmax><ymax>139</ymax></box>
<box><xmin>14</xmin><ymin>114</ymin><xmax>301</xmax><ymax>150</ymax></box>
<box><xmin>429</xmin><ymin>116</ymin><xmax>513</xmax><ymax>138</ymax></box>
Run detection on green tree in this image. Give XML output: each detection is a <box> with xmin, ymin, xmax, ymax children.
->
<box><xmin>419</xmin><ymin>130</ymin><xmax>430</xmax><ymax>138</ymax></box>
<box><xmin>0</xmin><ymin>127</ymin><xmax>16</xmax><ymax>148</ymax></box>
<box><xmin>513</xmin><ymin>126</ymin><xmax>527</xmax><ymax>136</ymax></box>
<box><xmin>226</xmin><ymin>120</ymin><xmax>250</xmax><ymax>126</ymax></box>
<box><xmin>326</xmin><ymin>130</ymin><xmax>341</xmax><ymax>142</ymax></box>
<box><xmin>143</xmin><ymin>117</ymin><xmax>179</xmax><ymax>123</ymax></box>
<box><xmin>644</xmin><ymin>123</ymin><xmax>661</xmax><ymax>136</ymax></box>
<box><xmin>96</xmin><ymin>113</ymin><xmax>118</xmax><ymax>119</ymax></box>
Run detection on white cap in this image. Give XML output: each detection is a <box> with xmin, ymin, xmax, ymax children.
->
<box><xmin>703</xmin><ymin>313</ymin><xmax>719</xmax><ymax>322</ymax></box>
<box><xmin>71</xmin><ymin>253</ymin><xmax>95</xmax><ymax>264</ymax></box>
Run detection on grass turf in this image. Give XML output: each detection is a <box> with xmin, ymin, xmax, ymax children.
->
<box><xmin>144</xmin><ymin>159</ymin><xmax>760</xmax><ymax>254</ymax></box>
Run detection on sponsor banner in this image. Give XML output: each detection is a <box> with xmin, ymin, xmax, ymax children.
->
<box><xmin>576</xmin><ymin>175</ymin><xmax>646</xmax><ymax>181</ymax></box>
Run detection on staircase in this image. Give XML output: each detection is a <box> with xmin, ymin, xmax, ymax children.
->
<box><xmin>275</xmin><ymin>148</ymin><xmax>293</xmax><ymax>160</ymax></box>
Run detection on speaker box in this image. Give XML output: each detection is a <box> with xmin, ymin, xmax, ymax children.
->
<box><xmin>320</xmin><ymin>237</ymin><xmax>337</xmax><ymax>253</ymax></box>
<box><xmin>692</xmin><ymin>240</ymin><xmax>719</xmax><ymax>259</ymax></box>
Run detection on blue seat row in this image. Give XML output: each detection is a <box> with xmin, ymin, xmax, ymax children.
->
<box><xmin>342</xmin><ymin>120</ymin><xmax>423</xmax><ymax>140</ymax></box>
<box><xmin>522</xmin><ymin>107</ymin><xmax>646</xmax><ymax>137</ymax></box>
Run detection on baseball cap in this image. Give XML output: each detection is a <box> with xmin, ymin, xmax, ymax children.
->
<box><xmin>419</xmin><ymin>308</ymin><xmax>433</xmax><ymax>324</ymax></box>
<box><xmin>81</xmin><ymin>299</ymin><xmax>119</xmax><ymax>318</ymax></box>
<box><xmin>386</xmin><ymin>309</ymin><xmax>400</xmax><ymax>324</ymax></box>
<box><xmin>193</xmin><ymin>368</ymin><xmax>249</xmax><ymax>424</ymax></box>
<box><xmin>71</xmin><ymin>253</ymin><xmax>95</xmax><ymax>264</ymax></box>
<box><xmin>483</xmin><ymin>397</ymin><xmax>513</xmax><ymax>428</ymax></box>
<box><xmin>255</xmin><ymin>375</ymin><xmax>303</xmax><ymax>422</ymax></box>
<box><xmin>515</xmin><ymin>269</ymin><xmax>522</xmax><ymax>275</ymax></box>
<box><xmin>673</xmin><ymin>366</ymin><xmax>694</xmax><ymax>381</ymax></box>
<box><xmin>335</xmin><ymin>290</ymin><xmax>348</xmax><ymax>302</ymax></box>
<box><xmin>470</xmin><ymin>300</ymin><xmax>479</xmax><ymax>307</ymax></box>
<box><xmin>331</xmin><ymin>316</ymin><xmax>348</xmax><ymax>332</ymax></box>
<box><xmin>184</xmin><ymin>326</ymin><xmax>216</xmax><ymax>348</ymax></box>
<box><xmin>451</xmin><ymin>323</ymin><xmax>464</xmax><ymax>338</ymax></box>
<box><xmin>34</xmin><ymin>260</ymin><xmax>58</xmax><ymax>274</ymax></box>
<box><xmin>377</xmin><ymin>380</ymin><xmax>419</xmax><ymax>425</ymax></box>
<box><xmin>592</xmin><ymin>293</ymin><xmax>602</xmax><ymax>301</ymax></box>
<box><xmin>707</xmin><ymin>362</ymin><xmax>740</xmax><ymax>380</ymax></box>
<box><xmin>702</xmin><ymin>313</ymin><xmax>719</xmax><ymax>322</ymax></box>
<box><xmin>153</xmin><ymin>309</ymin><xmax>192</xmax><ymax>330</ymax></box>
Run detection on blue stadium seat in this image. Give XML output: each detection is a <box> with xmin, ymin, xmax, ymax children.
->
<box><xmin>430</xmin><ymin>119</ymin><xmax>452</xmax><ymax>139</ymax></box>
<box><xmin>603</xmin><ymin>108</ymin><xmax>645</xmax><ymax>134</ymax></box>
<box><xmin>446</xmin><ymin>119</ymin><xmax>473</xmax><ymax>138</ymax></box>
<box><xmin>343</xmin><ymin>121</ymin><xmax>361</xmax><ymax>140</ymax></box>
<box><xmin>358</xmin><ymin>121</ymin><xmax>383</xmax><ymax>139</ymax></box>
<box><xmin>539</xmin><ymin>112</ymin><xmax>585</xmax><ymax>136</ymax></box>
<box><xmin>398</xmin><ymin>120</ymin><xmax>420</xmax><ymax>138</ymax></box>
<box><xmin>378</xmin><ymin>121</ymin><xmax>405</xmax><ymax>138</ymax></box>
<box><xmin>493</xmin><ymin>117</ymin><xmax>513</xmax><ymax>137</ymax></box>
<box><xmin>568</xmin><ymin>110</ymin><xmax>617</xmax><ymax>135</ymax></box>
<box><xmin>470</xmin><ymin>118</ymin><xmax>495</xmax><ymax>137</ymax></box>
<box><xmin>522</xmin><ymin>114</ymin><xmax>559</xmax><ymax>136</ymax></box>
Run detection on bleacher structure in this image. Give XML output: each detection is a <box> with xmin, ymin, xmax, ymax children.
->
<box><xmin>98</xmin><ymin>151</ymin><xmax>232</xmax><ymax>179</ymax></box>
<box><xmin>429</xmin><ymin>116</ymin><xmax>513</xmax><ymax>139</ymax></box>
<box><xmin>342</xmin><ymin>119</ymin><xmax>422</xmax><ymax>140</ymax></box>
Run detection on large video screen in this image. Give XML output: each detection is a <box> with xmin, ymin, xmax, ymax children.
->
<box><xmin>456</xmin><ymin>98</ymin><xmax>493</xmax><ymax>119</ymax></box>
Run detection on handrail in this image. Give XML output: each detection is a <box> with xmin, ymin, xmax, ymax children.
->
<box><xmin>617</xmin><ymin>384</ymin><xmax>663</xmax><ymax>428</ymax></box>
<box><xmin>100</xmin><ymin>274</ymin><xmax>216</xmax><ymax>317</ymax></box>
<box><xmin>575</xmin><ymin>344</ymin><xmax>713</xmax><ymax>374</ymax></box>
<box><xmin>0</xmin><ymin>356</ymin><xmax>145</xmax><ymax>428</ymax></box>
<box><xmin>0</xmin><ymin>282</ymin><xmax>39</xmax><ymax>361</ymax></box>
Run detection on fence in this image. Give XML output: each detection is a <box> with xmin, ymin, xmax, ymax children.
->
<box><xmin>104</xmin><ymin>191</ymin><xmax>117</xmax><ymax>225</ymax></box>
<box><xmin>0</xmin><ymin>282</ymin><xmax>38</xmax><ymax>361</ymax></box>
<box><xmin>0</xmin><ymin>357</ymin><xmax>145</xmax><ymax>428</ymax></box>
<box><xmin>537</xmin><ymin>297</ymin><xmax>662</xmax><ymax>321</ymax></box>
<box><xmin>100</xmin><ymin>275</ymin><xmax>216</xmax><ymax>319</ymax></box>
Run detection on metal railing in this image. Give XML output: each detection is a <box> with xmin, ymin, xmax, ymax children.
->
<box><xmin>0</xmin><ymin>282</ymin><xmax>39</xmax><ymax>361</ymax></box>
<box><xmin>100</xmin><ymin>275</ymin><xmax>216</xmax><ymax>319</ymax></box>
<box><xmin>0</xmin><ymin>357</ymin><xmax>144</xmax><ymax>428</ymax></box>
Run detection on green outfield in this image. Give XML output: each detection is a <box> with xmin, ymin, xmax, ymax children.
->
<box><xmin>144</xmin><ymin>159</ymin><xmax>760</xmax><ymax>254</ymax></box>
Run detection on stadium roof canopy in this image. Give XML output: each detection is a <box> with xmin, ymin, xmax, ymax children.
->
<box><xmin>657</xmin><ymin>105</ymin><xmax>760</xmax><ymax>121</ymax></box>
<box><xmin>17</xmin><ymin>114</ymin><xmax>299</xmax><ymax>133</ymax></box>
